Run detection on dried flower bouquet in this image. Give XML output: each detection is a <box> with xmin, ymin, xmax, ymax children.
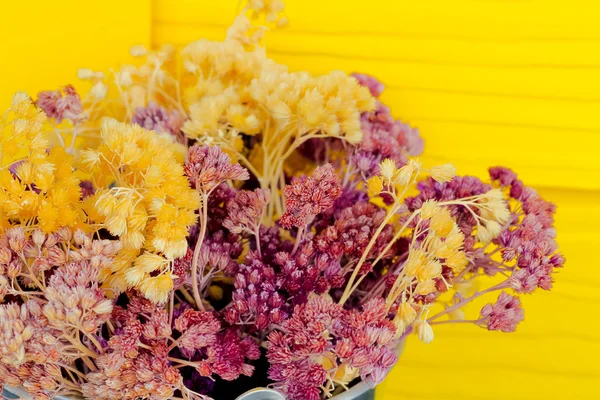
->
<box><xmin>0</xmin><ymin>1</ymin><xmax>564</xmax><ymax>400</ymax></box>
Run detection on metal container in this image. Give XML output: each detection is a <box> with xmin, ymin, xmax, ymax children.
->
<box><xmin>2</xmin><ymin>381</ymin><xmax>374</xmax><ymax>400</ymax></box>
<box><xmin>3</xmin><ymin>377</ymin><xmax>375</xmax><ymax>400</ymax></box>
<box><xmin>3</xmin><ymin>341</ymin><xmax>403</xmax><ymax>400</ymax></box>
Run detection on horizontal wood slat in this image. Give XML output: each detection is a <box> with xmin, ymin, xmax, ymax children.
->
<box><xmin>150</xmin><ymin>1</ymin><xmax>600</xmax><ymax>398</ymax></box>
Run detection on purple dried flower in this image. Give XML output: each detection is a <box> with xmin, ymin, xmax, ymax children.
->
<box><xmin>184</xmin><ymin>145</ymin><xmax>249</xmax><ymax>192</ymax></box>
<box><xmin>353</xmin><ymin>75</ymin><xmax>423</xmax><ymax>167</ymax></box>
<box><xmin>266</xmin><ymin>296</ymin><xmax>399</xmax><ymax>399</ymax></box>
<box><xmin>132</xmin><ymin>102</ymin><xmax>184</xmax><ymax>139</ymax></box>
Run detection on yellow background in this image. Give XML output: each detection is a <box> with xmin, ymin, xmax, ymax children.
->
<box><xmin>2</xmin><ymin>0</ymin><xmax>599</xmax><ymax>398</ymax></box>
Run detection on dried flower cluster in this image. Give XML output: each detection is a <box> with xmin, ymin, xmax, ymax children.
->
<box><xmin>0</xmin><ymin>1</ymin><xmax>564</xmax><ymax>400</ymax></box>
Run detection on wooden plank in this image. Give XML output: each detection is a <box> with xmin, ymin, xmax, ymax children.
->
<box><xmin>149</xmin><ymin>2</ymin><xmax>600</xmax><ymax>398</ymax></box>
<box><xmin>155</xmin><ymin>22</ymin><xmax>600</xmax><ymax>99</ymax></box>
<box><xmin>0</xmin><ymin>0</ymin><xmax>151</xmax><ymax>110</ymax></box>
<box><xmin>151</xmin><ymin>8</ymin><xmax>600</xmax><ymax>190</ymax></box>
<box><xmin>154</xmin><ymin>0</ymin><xmax>600</xmax><ymax>41</ymax></box>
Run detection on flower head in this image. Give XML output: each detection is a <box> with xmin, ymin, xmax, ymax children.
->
<box><xmin>223</xmin><ymin>188</ymin><xmax>270</xmax><ymax>234</ymax></box>
<box><xmin>184</xmin><ymin>145</ymin><xmax>249</xmax><ymax>193</ymax></box>
<box><xmin>480</xmin><ymin>292</ymin><xmax>524</xmax><ymax>332</ymax></box>
<box><xmin>279</xmin><ymin>164</ymin><xmax>342</xmax><ymax>228</ymax></box>
<box><xmin>82</xmin><ymin>120</ymin><xmax>199</xmax><ymax>302</ymax></box>
<box><xmin>36</xmin><ymin>85</ymin><xmax>84</xmax><ymax>124</ymax></box>
<box><xmin>132</xmin><ymin>102</ymin><xmax>184</xmax><ymax>139</ymax></box>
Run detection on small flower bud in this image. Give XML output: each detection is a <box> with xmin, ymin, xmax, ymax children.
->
<box><xmin>92</xmin><ymin>299</ymin><xmax>114</xmax><ymax>315</ymax></box>
<box><xmin>476</xmin><ymin>224</ymin><xmax>493</xmax><ymax>244</ymax></box>
<box><xmin>129</xmin><ymin>44</ymin><xmax>147</xmax><ymax>57</ymax></box>
<box><xmin>90</xmin><ymin>82</ymin><xmax>108</xmax><ymax>100</ymax></box>
<box><xmin>415</xmin><ymin>319</ymin><xmax>434</xmax><ymax>344</ymax></box>
<box><xmin>0</xmin><ymin>248</ymin><xmax>12</xmax><ymax>264</ymax></box>
<box><xmin>486</xmin><ymin>220</ymin><xmax>502</xmax><ymax>238</ymax></box>
<box><xmin>32</xmin><ymin>229</ymin><xmax>46</xmax><ymax>247</ymax></box>
<box><xmin>394</xmin><ymin>163</ymin><xmax>415</xmax><ymax>186</ymax></box>
<box><xmin>77</xmin><ymin>68</ymin><xmax>95</xmax><ymax>80</ymax></box>
<box><xmin>430</xmin><ymin>163</ymin><xmax>456</xmax><ymax>183</ymax></box>
<box><xmin>420</xmin><ymin>200</ymin><xmax>438</xmax><ymax>219</ymax></box>
<box><xmin>116</xmin><ymin>70</ymin><xmax>133</xmax><ymax>87</ymax></box>
<box><xmin>379</xmin><ymin>159</ymin><xmax>397</xmax><ymax>182</ymax></box>
<box><xmin>398</xmin><ymin>301</ymin><xmax>417</xmax><ymax>325</ymax></box>
<box><xmin>7</xmin><ymin>260</ymin><xmax>22</xmax><ymax>279</ymax></box>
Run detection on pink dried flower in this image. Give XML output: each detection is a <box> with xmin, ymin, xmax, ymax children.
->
<box><xmin>358</xmin><ymin>101</ymin><xmax>423</xmax><ymax>165</ymax></box>
<box><xmin>267</xmin><ymin>296</ymin><xmax>342</xmax><ymax>399</ymax></box>
<box><xmin>346</xmin><ymin>74</ymin><xmax>424</xmax><ymax>169</ymax></box>
<box><xmin>490</xmin><ymin>167</ymin><xmax>564</xmax><ymax>292</ymax></box>
<box><xmin>83</xmin><ymin>342</ymin><xmax>182</xmax><ymax>400</ymax></box>
<box><xmin>0</xmin><ymin>302</ymin><xmax>36</xmax><ymax>366</ymax></box>
<box><xmin>174</xmin><ymin>309</ymin><xmax>220</xmax><ymax>352</ymax></box>
<box><xmin>36</xmin><ymin>85</ymin><xmax>84</xmax><ymax>123</ymax></box>
<box><xmin>43</xmin><ymin>261</ymin><xmax>114</xmax><ymax>333</ymax></box>
<box><xmin>223</xmin><ymin>188</ymin><xmax>271</xmax><ymax>235</ymax></box>
<box><xmin>480</xmin><ymin>292</ymin><xmax>524</xmax><ymax>332</ymax></box>
<box><xmin>335</xmin><ymin>298</ymin><xmax>398</xmax><ymax>386</ymax></box>
<box><xmin>227</xmin><ymin>236</ymin><xmax>343</xmax><ymax>331</ymax></box>
<box><xmin>172</xmin><ymin>247</ymin><xmax>193</xmax><ymax>289</ymax></box>
<box><xmin>184</xmin><ymin>145</ymin><xmax>249</xmax><ymax>192</ymax></box>
<box><xmin>85</xmin><ymin>298</ymin><xmax>182</xmax><ymax>400</ymax></box>
<box><xmin>406</xmin><ymin>167</ymin><xmax>564</xmax><ymax>296</ymax></box>
<box><xmin>267</xmin><ymin>295</ymin><xmax>399</xmax><ymax>398</ymax></box>
<box><xmin>197</xmin><ymin>329</ymin><xmax>260</xmax><ymax>381</ymax></box>
<box><xmin>0</xmin><ymin>300</ymin><xmax>64</xmax><ymax>400</ymax></box>
<box><xmin>314</xmin><ymin>201</ymin><xmax>394</xmax><ymax>261</ymax></box>
<box><xmin>279</xmin><ymin>164</ymin><xmax>342</xmax><ymax>229</ymax></box>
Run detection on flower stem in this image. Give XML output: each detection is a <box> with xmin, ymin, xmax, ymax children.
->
<box><xmin>191</xmin><ymin>193</ymin><xmax>209</xmax><ymax>311</ymax></box>
<box><xmin>339</xmin><ymin>204</ymin><xmax>400</xmax><ymax>305</ymax></box>
<box><xmin>427</xmin><ymin>281</ymin><xmax>508</xmax><ymax>323</ymax></box>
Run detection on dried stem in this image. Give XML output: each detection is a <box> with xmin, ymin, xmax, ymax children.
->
<box><xmin>191</xmin><ymin>193</ymin><xmax>209</xmax><ymax>310</ymax></box>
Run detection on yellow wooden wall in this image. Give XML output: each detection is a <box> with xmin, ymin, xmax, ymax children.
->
<box><xmin>0</xmin><ymin>0</ymin><xmax>151</xmax><ymax>110</ymax></box>
<box><xmin>2</xmin><ymin>0</ymin><xmax>600</xmax><ymax>399</ymax></box>
<box><xmin>154</xmin><ymin>1</ymin><xmax>600</xmax><ymax>399</ymax></box>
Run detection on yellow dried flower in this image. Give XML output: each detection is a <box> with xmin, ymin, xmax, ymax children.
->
<box><xmin>0</xmin><ymin>95</ymin><xmax>85</xmax><ymax>233</ymax></box>
<box><xmin>415</xmin><ymin>279</ymin><xmax>437</xmax><ymax>295</ymax></box>
<box><xmin>479</xmin><ymin>189</ymin><xmax>511</xmax><ymax>224</ymax></box>
<box><xmin>83</xmin><ymin>119</ymin><xmax>199</xmax><ymax>302</ymax></box>
<box><xmin>446</xmin><ymin>251</ymin><xmax>469</xmax><ymax>273</ymax></box>
<box><xmin>414</xmin><ymin>318</ymin><xmax>434</xmax><ymax>344</ymax></box>
<box><xmin>246</xmin><ymin>0</ymin><xmax>286</xmax><ymax>25</ymax></box>
<box><xmin>420</xmin><ymin>200</ymin><xmax>438</xmax><ymax>220</ymax></box>
<box><xmin>394</xmin><ymin>163</ymin><xmax>415</xmax><ymax>186</ymax></box>
<box><xmin>398</xmin><ymin>301</ymin><xmax>417</xmax><ymax>325</ymax></box>
<box><xmin>367</xmin><ymin>176</ymin><xmax>383</xmax><ymax>198</ymax></box>
<box><xmin>404</xmin><ymin>248</ymin><xmax>426</xmax><ymax>277</ymax></box>
<box><xmin>379</xmin><ymin>159</ymin><xmax>397</xmax><ymax>182</ymax></box>
<box><xmin>138</xmin><ymin>273</ymin><xmax>174</xmax><ymax>304</ymax></box>
<box><xmin>430</xmin><ymin>207</ymin><xmax>454</xmax><ymax>237</ymax></box>
<box><xmin>418</xmin><ymin>259</ymin><xmax>442</xmax><ymax>283</ymax></box>
<box><xmin>486</xmin><ymin>220</ymin><xmax>503</xmax><ymax>238</ymax></box>
<box><xmin>430</xmin><ymin>163</ymin><xmax>456</xmax><ymax>183</ymax></box>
